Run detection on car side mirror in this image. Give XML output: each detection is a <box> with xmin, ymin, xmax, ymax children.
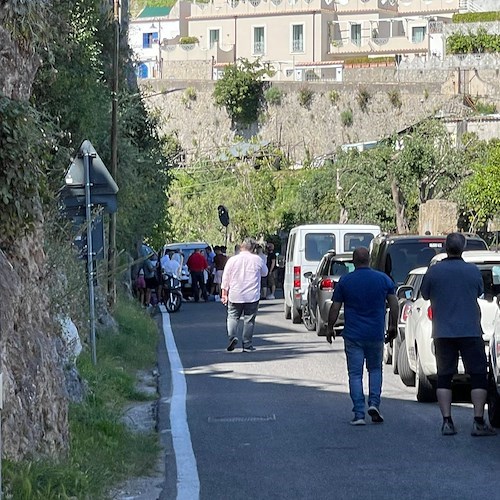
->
<box><xmin>304</xmin><ymin>271</ymin><xmax>313</xmax><ymax>279</ymax></box>
<box><xmin>396</xmin><ymin>285</ymin><xmax>413</xmax><ymax>300</ymax></box>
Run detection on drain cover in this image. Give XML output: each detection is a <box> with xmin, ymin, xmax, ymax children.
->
<box><xmin>208</xmin><ymin>415</ymin><xmax>276</xmax><ymax>423</ymax></box>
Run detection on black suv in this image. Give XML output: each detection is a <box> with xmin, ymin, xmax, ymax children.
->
<box><xmin>369</xmin><ymin>233</ymin><xmax>488</xmax><ymax>287</ymax></box>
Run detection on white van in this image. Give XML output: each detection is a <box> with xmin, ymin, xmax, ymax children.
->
<box><xmin>283</xmin><ymin>224</ymin><xmax>381</xmax><ymax>323</ymax></box>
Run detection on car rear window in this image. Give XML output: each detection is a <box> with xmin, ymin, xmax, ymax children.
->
<box><xmin>305</xmin><ymin>233</ymin><xmax>335</xmax><ymax>261</ymax></box>
<box><xmin>465</xmin><ymin>239</ymin><xmax>488</xmax><ymax>250</ymax></box>
<box><xmin>386</xmin><ymin>240</ymin><xmax>444</xmax><ymax>285</ymax></box>
<box><xmin>344</xmin><ymin>233</ymin><xmax>375</xmax><ymax>251</ymax></box>
<box><xmin>328</xmin><ymin>260</ymin><xmax>355</xmax><ymax>276</ymax></box>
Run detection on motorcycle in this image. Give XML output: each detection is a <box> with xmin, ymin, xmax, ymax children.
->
<box><xmin>161</xmin><ymin>273</ymin><xmax>183</xmax><ymax>313</ymax></box>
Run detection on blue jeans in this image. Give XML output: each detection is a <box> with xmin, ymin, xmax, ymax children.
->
<box><xmin>344</xmin><ymin>338</ymin><xmax>384</xmax><ymax>419</ymax></box>
<box><xmin>227</xmin><ymin>301</ymin><xmax>259</xmax><ymax>347</ymax></box>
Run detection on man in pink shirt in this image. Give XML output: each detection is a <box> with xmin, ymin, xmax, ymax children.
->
<box><xmin>221</xmin><ymin>238</ymin><xmax>268</xmax><ymax>352</ymax></box>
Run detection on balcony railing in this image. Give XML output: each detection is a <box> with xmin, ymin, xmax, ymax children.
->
<box><xmin>292</xmin><ymin>40</ymin><xmax>304</xmax><ymax>52</ymax></box>
<box><xmin>253</xmin><ymin>41</ymin><xmax>265</xmax><ymax>54</ymax></box>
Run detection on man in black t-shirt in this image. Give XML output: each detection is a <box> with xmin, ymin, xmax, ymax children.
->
<box><xmin>266</xmin><ymin>243</ymin><xmax>277</xmax><ymax>300</ymax></box>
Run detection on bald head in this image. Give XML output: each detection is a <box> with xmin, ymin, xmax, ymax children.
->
<box><xmin>353</xmin><ymin>247</ymin><xmax>370</xmax><ymax>268</ymax></box>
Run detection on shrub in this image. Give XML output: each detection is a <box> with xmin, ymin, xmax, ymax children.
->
<box><xmin>181</xmin><ymin>87</ymin><xmax>197</xmax><ymax>107</ymax></box>
<box><xmin>387</xmin><ymin>89</ymin><xmax>402</xmax><ymax>109</ymax></box>
<box><xmin>341</xmin><ymin>108</ymin><xmax>353</xmax><ymax>127</ymax></box>
<box><xmin>328</xmin><ymin>90</ymin><xmax>340</xmax><ymax>104</ymax></box>
<box><xmin>453</xmin><ymin>12</ymin><xmax>500</xmax><ymax>23</ymax></box>
<box><xmin>298</xmin><ymin>87</ymin><xmax>314</xmax><ymax>108</ymax></box>
<box><xmin>265</xmin><ymin>86</ymin><xmax>283</xmax><ymax>106</ymax></box>
<box><xmin>476</xmin><ymin>101</ymin><xmax>497</xmax><ymax>115</ymax></box>
<box><xmin>356</xmin><ymin>87</ymin><xmax>371</xmax><ymax>112</ymax></box>
<box><xmin>179</xmin><ymin>36</ymin><xmax>199</xmax><ymax>45</ymax></box>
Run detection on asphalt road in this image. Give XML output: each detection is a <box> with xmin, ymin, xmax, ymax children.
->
<box><xmin>158</xmin><ymin>296</ymin><xmax>500</xmax><ymax>500</ymax></box>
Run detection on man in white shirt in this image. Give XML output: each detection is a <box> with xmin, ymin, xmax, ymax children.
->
<box><xmin>221</xmin><ymin>238</ymin><xmax>268</xmax><ymax>352</ymax></box>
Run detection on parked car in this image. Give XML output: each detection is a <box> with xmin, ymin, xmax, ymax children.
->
<box><xmin>369</xmin><ymin>233</ymin><xmax>488</xmax><ymax>287</ymax></box>
<box><xmin>302</xmin><ymin>252</ymin><xmax>354</xmax><ymax>336</ymax></box>
<box><xmin>370</xmin><ymin>233</ymin><xmax>488</xmax><ymax>369</ymax></box>
<box><xmin>397</xmin><ymin>251</ymin><xmax>500</xmax><ymax>403</ymax></box>
<box><xmin>391</xmin><ymin>267</ymin><xmax>427</xmax><ymax>375</ymax></box>
<box><xmin>160</xmin><ymin>241</ymin><xmax>209</xmax><ymax>298</ymax></box>
<box><xmin>283</xmin><ymin>224</ymin><xmax>380</xmax><ymax>324</ymax></box>
<box><xmin>488</xmin><ymin>292</ymin><xmax>500</xmax><ymax>427</ymax></box>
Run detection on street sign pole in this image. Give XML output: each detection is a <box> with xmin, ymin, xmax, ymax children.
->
<box><xmin>83</xmin><ymin>148</ymin><xmax>97</xmax><ymax>365</ymax></box>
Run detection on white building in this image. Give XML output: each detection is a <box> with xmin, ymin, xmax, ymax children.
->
<box><xmin>129</xmin><ymin>4</ymin><xmax>191</xmax><ymax>78</ymax></box>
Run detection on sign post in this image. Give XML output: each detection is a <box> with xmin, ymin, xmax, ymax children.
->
<box><xmin>60</xmin><ymin>140</ymin><xmax>118</xmax><ymax>365</ymax></box>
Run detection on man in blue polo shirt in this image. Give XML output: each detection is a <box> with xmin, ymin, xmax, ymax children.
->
<box><xmin>421</xmin><ymin>232</ymin><xmax>496</xmax><ymax>437</ymax></box>
<box><xmin>327</xmin><ymin>247</ymin><xmax>398</xmax><ymax>426</ymax></box>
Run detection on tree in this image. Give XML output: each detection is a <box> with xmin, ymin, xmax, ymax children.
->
<box><xmin>462</xmin><ymin>140</ymin><xmax>500</xmax><ymax>231</ymax></box>
<box><xmin>213</xmin><ymin>58</ymin><xmax>273</xmax><ymax>128</ymax></box>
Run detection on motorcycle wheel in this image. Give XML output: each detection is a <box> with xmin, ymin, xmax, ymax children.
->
<box><xmin>166</xmin><ymin>291</ymin><xmax>182</xmax><ymax>313</ymax></box>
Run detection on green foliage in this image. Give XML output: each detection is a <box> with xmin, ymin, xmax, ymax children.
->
<box><xmin>179</xmin><ymin>36</ymin><xmax>199</xmax><ymax>45</ymax></box>
<box><xmin>345</xmin><ymin>56</ymin><xmax>394</xmax><ymax>64</ymax></box>
<box><xmin>298</xmin><ymin>87</ymin><xmax>314</xmax><ymax>108</ymax></box>
<box><xmin>356</xmin><ymin>87</ymin><xmax>371</xmax><ymax>112</ymax></box>
<box><xmin>181</xmin><ymin>87</ymin><xmax>197</xmax><ymax>108</ymax></box>
<box><xmin>0</xmin><ymin>97</ymin><xmax>59</xmax><ymax>242</ymax></box>
<box><xmin>475</xmin><ymin>100</ymin><xmax>497</xmax><ymax>115</ymax></box>
<box><xmin>340</xmin><ymin>108</ymin><xmax>353</xmax><ymax>127</ymax></box>
<box><xmin>328</xmin><ymin>90</ymin><xmax>340</xmax><ymax>104</ymax></box>
<box><xmin>447</xmin><ymin>28</ymin><xmax>500</xmax><ymax>54</ymax></box>
<box><xmin>462</xmin><ymin>140</ymin><xmax>500</xmax><ymax>227</ymax></box>
<box><xmin>265</xmin><ymin>86</ymin><xmax>283</xmax><ymax>106</ymax></box>
<box><xmin>387</xmin><ymin>89</ymin><xmax>402</xmax><ymax>109</ymax></box>
<box><xmin>3</xmin><ymin>297</ymin><xmax>159</xmax><ymax>499</ymax></box>
<box><xmin>0</xmin><ymin>0</ymin><xmax>52</xmax><ymax>53</ymax></box>
<box><xmin>213</xmin><ymin>58</ymin><xmax>273</xmax><ymax>127</ymax></box>
<box><xmin>453</xmin><ymin>12</ymin><xmax>500</xmax><ymax>23</ymax></box>
<box><xmin>31</xmin><ymin>0</ymin><xmax>177</xmax><ymax>252</ymax></box>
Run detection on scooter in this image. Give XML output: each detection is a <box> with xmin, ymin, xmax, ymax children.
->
<box><xmin>161</xmin><ymin>273</ymin><xmax>183</xmax><ymax>313</ymax></box>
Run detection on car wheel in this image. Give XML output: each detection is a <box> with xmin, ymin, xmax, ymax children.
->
<box><xmin>398</xmin><ymin>339</ymin><xmax>416</xmax><ymax>387</ymax></box>
<box><xmin>392</xmin><ymin>335</ymin><xmax>401</xmax><ymax>375</ymax></box>
<box><xmin>316</xmin><ymin>306</ymin><xmax>326</xmax><ymax>336</ymax></box>
<box><xmin>416</xmin><ymin>352</ymin><xmax>437</xmax><ymax>402</ymax></box>
<box><xmin>302</xmin><ymin>304</ymin><xmax>316</xmax><ymax>331</ymax></box>
<box><xmin>284</xmin><ymin>300</ymin><xmax>291</xmax><ymax>320</ymax></box>
<box><xmin>488</xmin><ymin>364</ymin><xmax>500</xmax><ymax>428</ymax></box>
<box><xmin>292</xmin><ymin>305</ymin><xmax>302</xmax><ymax>324</ymax></box>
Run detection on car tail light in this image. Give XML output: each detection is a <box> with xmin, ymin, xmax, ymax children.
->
<box><xmin>293</xmin><ymin>266</ymin><xmax>301</xmax><ymax>288</ymax></box>
<box><xmin>401</xmin><ymin>304</ymin><xmax>411</xmax><ymax>322</ymax></box>
<box><xmin>496</xmin><ymin>340</ymin><xmax>500</xmax><ymax>357</ymax></box>
<box><xmin>427</xmin><ymin>306</ymin><xmax>433</xmax><ymax>320</ymax></box>
<box><xmin>320</xmin><ymin>278</ymin><xmax>334</xmax><ymax>291</ymax></box>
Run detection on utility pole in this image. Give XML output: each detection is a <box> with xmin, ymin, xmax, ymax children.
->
<box><xmin>108</xmin><ymin>0</ymin><xmax>120</xmax><ymax>306</ymax></box>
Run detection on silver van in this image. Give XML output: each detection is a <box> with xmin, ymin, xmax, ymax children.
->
<box><xmin>283</xmin><ymin>224</ymin><xmax>381</xmax><ymax>323</ymax></box>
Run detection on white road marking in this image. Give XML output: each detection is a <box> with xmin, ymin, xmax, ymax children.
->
<box><xmin>160</xmin><ymin>305</ymin><xmax>200</xmax><ymax>500</ymax></box>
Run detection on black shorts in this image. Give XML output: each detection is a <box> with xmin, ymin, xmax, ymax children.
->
<box><xmin>434</xmin><ymin>337</ymin><xmax>487</xmax><ymax>389</ymax></box>
<box><xmin>145</xmin><ymin>277</ymin><xmax>159</xmax><ymax>289</ymax></box>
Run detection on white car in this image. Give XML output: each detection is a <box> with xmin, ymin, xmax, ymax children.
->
<box><xmin>397</xmin><ymin>251</ymin><xmax>500</xmax><ymax>403</ymax></box>
<box><xmin>391</xmin><ymin>267</ymin><xmax>427</xmax><ymax>376</ymax></box>
<box><xmin>488</xmin><ymin>287</ymin><xmax>500</xmax><ymax>427</ymax></box>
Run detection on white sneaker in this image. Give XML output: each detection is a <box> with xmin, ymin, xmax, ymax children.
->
<box><xmin>266</xmin><ymin>294</ymin><xmax>275</xmax><ymax>300</ymax></box>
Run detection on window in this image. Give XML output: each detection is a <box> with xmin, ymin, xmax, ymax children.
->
<box><xmin>142</xmin><ymin>32</ymin><xmax>157</xmax><ymax>49</ymax></box>
<box><xmin>305</xmin><ymin>233</ymin><xmax>335</xmax><ymax>261</ymax></box>
<box><xmin>412</xmin><ymin>26</ymin><xmax>426</xmax><ymax>43</ymax></box>
<box><xmin>351</xmin><ymin>24</ymin><xmax>361</xmax><ymax>46</ymax></box>
<box><xmin>209</xmin><ymin>29</ymin><xmax>220</xmax><ymax>49</ymax></box>
<box><xmin>291</xmin><ymin>24</ymin><xmax>304</xmax><ymax>52</ymax></box>
<box><xmin>344</xmin><ymin>233</ymin><xmax>374</xmax><ymax>251</ymax></box>
<box><xmin>253</xmin><ymin>26</ymin><xmax>265</xmax><ymax>55</ymax></box>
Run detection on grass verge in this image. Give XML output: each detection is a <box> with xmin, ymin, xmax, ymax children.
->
<box><xmin>3</xmin><ymin>296</ymin><xmax>160</xmax><ymax>499</ymax></box>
